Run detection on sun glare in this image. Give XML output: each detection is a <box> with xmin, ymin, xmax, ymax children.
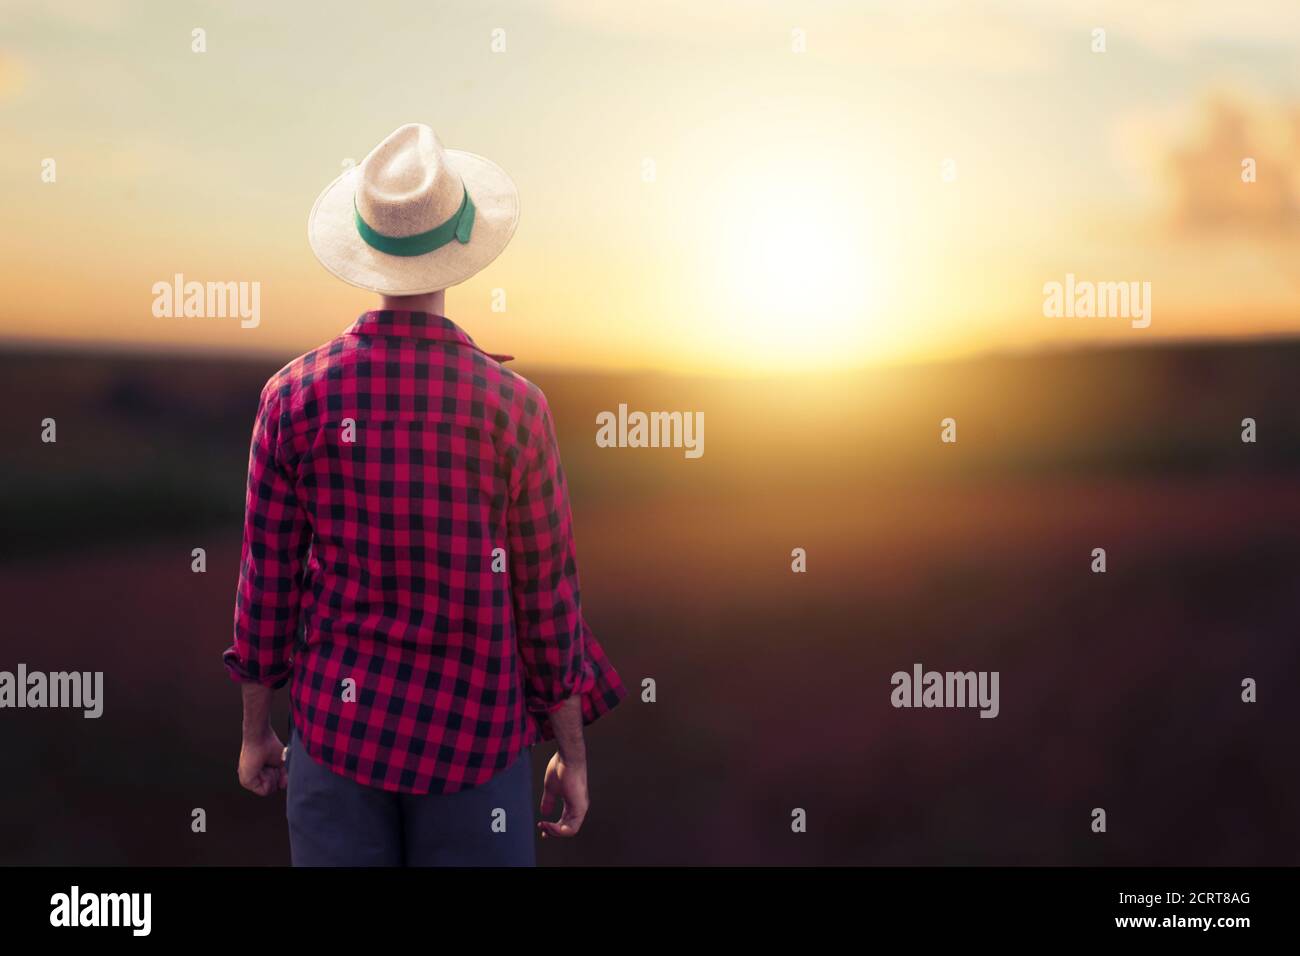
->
<box><xmin>705</xmin><ymin>166</ymin><xmax>896</xmax><ymax>372</ymax></box>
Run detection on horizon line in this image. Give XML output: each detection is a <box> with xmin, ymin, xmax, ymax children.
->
<box><xmin>3</xmin><ymin>330</ymin><xmax>1300</xmax><ymax>382</ymax></box>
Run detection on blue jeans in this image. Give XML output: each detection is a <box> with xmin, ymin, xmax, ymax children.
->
<box><xmin>285</xmin><ymin>728</ymin><xmax>536</xmax><ymax>867</ymax></box>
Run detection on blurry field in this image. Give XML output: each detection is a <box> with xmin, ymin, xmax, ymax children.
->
<box><xmin>1</xmin><ymin>340</ymin><xmax>1298</xmax><ymax>865</ymax></box>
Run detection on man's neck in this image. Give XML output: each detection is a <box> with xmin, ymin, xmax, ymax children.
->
<box><xmin>380</xmin><ymin>290</ymin><xmax>445</xmax><ymax>315</ymax></box>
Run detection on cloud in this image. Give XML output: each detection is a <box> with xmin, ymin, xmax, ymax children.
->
<box><xmin>1161</xmin><ymin>93</ymin><xmax>1300</xmax><ymax>236</ymax></box>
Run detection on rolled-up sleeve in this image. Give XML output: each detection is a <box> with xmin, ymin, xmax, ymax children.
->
<box><xmin>508</xmin><ymin>393</ymin><xmax>625</xmax><ymax>740</ymax></box>
<box><xmin>222</xmin><ymin>379</ymin><xmax>309</xmax><ymax>688</ymax></box>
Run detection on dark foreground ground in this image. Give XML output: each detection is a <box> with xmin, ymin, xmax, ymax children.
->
<box><xmin>1</xmin><ymin>339</ymin><xmax>1298</xmax><ymax>865</ymax></box>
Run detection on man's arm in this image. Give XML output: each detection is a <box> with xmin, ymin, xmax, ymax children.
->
<box><xmin>508</xmin><ymin>392</ymin><xmax>596</xmax><ymax>836</ymax></box>
<box><xmin>237</xmin><ymin>683</ymin><xmax>286</xmax><ymax>796</ymax></box>
<box><xmin>222</xmin><ymin>380</ymin><xmax>309</xmax><ymax>796</ymax></box>
<box><xmin>537</xmin><ymin>696</ymin><xmax>587</xmax><ymax>838</ymax></box>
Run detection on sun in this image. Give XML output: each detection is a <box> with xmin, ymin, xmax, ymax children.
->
<box><xmin>704</xmin><ymin>164</ymin><xmax>896</xmax><ymax>371</ymax></box>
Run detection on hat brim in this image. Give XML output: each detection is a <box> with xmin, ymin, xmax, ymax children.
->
<box><xmin>307</xmin><ymin>149</ymin><xmax>520</xmax><ymax>295</ymax></box>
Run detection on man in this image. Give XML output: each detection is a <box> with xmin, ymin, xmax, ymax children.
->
<box><xmin>222</xmin><ymin>123</ymin><xmax>625</xmax><ymax>866</ymax></box>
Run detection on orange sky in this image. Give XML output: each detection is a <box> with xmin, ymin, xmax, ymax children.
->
<box><xmin>3</xmin><ymin>0</ymin><xmax>1300</xmax><ymax>373</ymax></box>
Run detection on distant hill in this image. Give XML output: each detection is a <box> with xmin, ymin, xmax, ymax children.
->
<box><xmin>3</xmin><ymin>338</ymin><xmax>1299</xmax><ymax>559</ymax></box>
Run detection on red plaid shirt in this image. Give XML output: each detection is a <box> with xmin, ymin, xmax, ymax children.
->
<box><xmin>223</xmin><ymin>310</ymin><xmax>625</xmax><ymax>794</ymax></box>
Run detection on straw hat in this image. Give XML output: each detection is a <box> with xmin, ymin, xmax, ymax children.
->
<box><xmin>308</xmin><ymin>123</ymin><xmax>520</xmax><ymax>295</ymax></box>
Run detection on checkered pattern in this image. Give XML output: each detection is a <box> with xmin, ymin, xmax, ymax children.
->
<box><xmin>223</xmin><ymin>310</ymin><xmax>625</xmax><ymax>794</ymax></box>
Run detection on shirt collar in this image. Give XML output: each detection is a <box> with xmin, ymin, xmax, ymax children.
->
<box><xmin>344</xmin><ymin>310</ymin><xmax>514</xmax><ymax>363</ymax></box>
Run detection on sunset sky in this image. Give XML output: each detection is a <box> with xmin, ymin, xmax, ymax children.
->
<box><xmin>3</xmin><ymin>0</ymin><xmax>1300</xmax><ymax>373</ymax></box>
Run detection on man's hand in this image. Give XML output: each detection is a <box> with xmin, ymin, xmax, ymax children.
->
<box><xmin>238</xmin><ymin>726</ymin><xmax>287</xmax><ymax>796</ymax></box>
<box><xmin>538</xmin><ymin>751</ymin><xmax>588</xmax><ymax>838</ymax></box>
